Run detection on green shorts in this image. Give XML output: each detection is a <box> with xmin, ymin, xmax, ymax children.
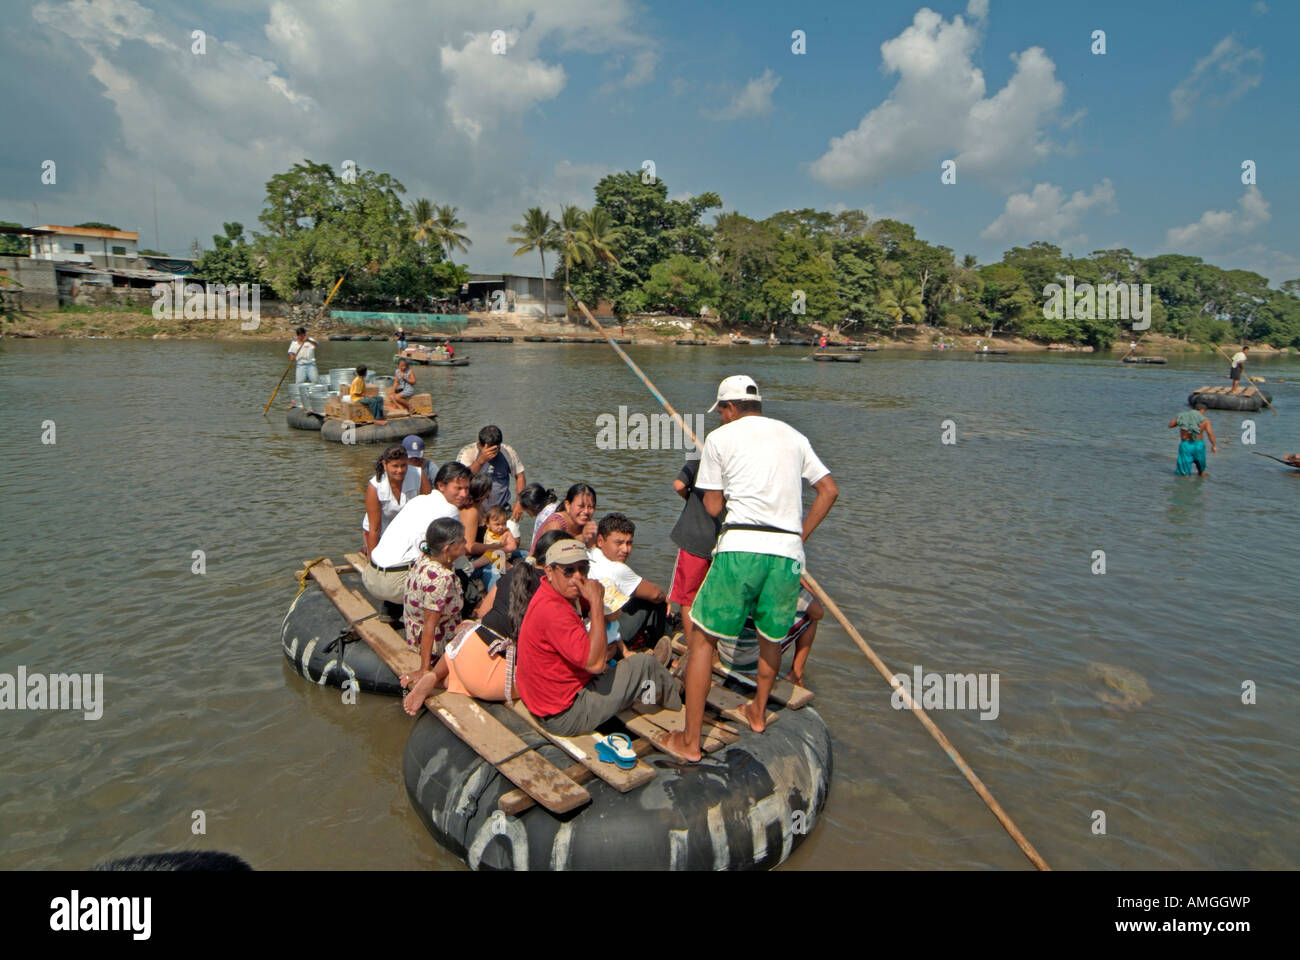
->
<box><xmin>690</xmin><ymin>551</ymin><xmax>802</xmax><ymax>643</ymax></box>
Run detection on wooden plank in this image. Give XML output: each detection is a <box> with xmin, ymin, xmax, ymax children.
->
<box><xmin>499</xmin><ymin>739</ymin><xmax>653</xmax><ymax>815</ymax></box>
<box><xmin>431</xmin><ymin>693</ymin><xmax>589</xmax><ymax>814</ymax></box>
<box><xmin>628</xmin><ymin>700</ymin><xmax>739</xmax><ymax>745</ymax></box>
<box><xmin>508</xmin><ymin>702</ymin><xmax>655</xmax><ymax>792</ymax></box>
<box><xmin>307</xmin><ymin>560</ymin><xmax>419</xmax><ymax>676</ymax></box>
<box><xmin>295</xmin><ymin>562</ymin><xmax>356</xmax><ymax>577</ymax></box>
<box><xmin>670</xmin><ymin>638</ymin><xmax>814</xmax><ymax>709</ymax></box>
<box><xmin>342</xmin><ymin>551</ymin><xmax>368</xmax><ymax>570</ymax></box>
<box><xmin>707</xmin><ymin>684</ymin><xmax>779</xmax><ymax>730</ymax></box>
<box><xmin>409</xmin><ymin>393</ymin><xmax>434</xmax><ymax>415</ymax></box>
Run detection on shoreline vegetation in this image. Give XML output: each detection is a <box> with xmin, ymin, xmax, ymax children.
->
<box><xmin>2</xmin><ymin>305</ymin><xmax>1290</xmax><ymax>355</ymax></box>
<box><xmin>6</xmin><ymin>162</ymin><xmax>1298</xmax><ymax>352</ymax></box>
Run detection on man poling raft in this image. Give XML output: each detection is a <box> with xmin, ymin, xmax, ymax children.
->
<box><xmin>564</xmin><ymin>286</ymin><xmax>1051</xmax><ymax>870</ymax></box>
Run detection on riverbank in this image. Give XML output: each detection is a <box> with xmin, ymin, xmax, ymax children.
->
<box><xmin>2</xmin><ymin>306</ymin><xmax>1289</xmax><ymax>355</ymax></box>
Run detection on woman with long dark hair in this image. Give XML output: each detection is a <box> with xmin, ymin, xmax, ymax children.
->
<box><xmin>531</xmin><ymin>482</ymin><xmax>598</xmax><ymax>549</ymax></box>
<box><xmin>398</xmin><ymin>517</ymin><xmax>466</xmax><ymax>691</ymax></box>
<box><xmin>402</xmin><ymin>529</ymin><xmax>569</xmax><ymax>714</ymax></box>
<box><xmin>361</xmin><ymin>445</ymin><xmax>430</xmax><ymax>556</ymax></box>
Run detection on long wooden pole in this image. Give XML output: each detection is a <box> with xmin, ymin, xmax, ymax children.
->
<box><xmin>1119</xmin><ymin>327</ymin><xmax>1152</xmax><ymax>361</ymax></box>
<box><xmin>262</xmin><ymin>274</ymin><xmax>348</xmax><ymax>418</ymax></box>
<box><xmin>1210</xmin><ymin>341</ymin><xmax>1272</xmax><ymax>409</ymax></box>
<box><xmin>565</xmin><ymin>287</ymin><xmax>1051</xmax><ymax>870</ymax></box>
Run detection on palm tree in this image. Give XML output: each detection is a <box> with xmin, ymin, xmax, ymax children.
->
<box><xmin>411</xmin><ymin>198</ymin><xmax>436</xmax><ymax>250</ymax></box>
<box><xmin>580</xmin><ymin>206</ymin><xmax>625</xmax><ymax>268</ymax></box>
<box><xmin>555</xmin><ymin>204</ymin><xmax>593</xmax><ymax>293</ymax></box>
<box><xmin>878</xmin><ymin>278</ymin><xmax>924</xmax><ymax>337</ymax></box>
<box><xmin>433</xmin><ymin>204</ymin><xmax>471</xmax><ymax>259</ymax></box>
<box><xmin>508</xmin><ymin>207</ymin><xmax>556</xmax><ymax>317</ymax></box>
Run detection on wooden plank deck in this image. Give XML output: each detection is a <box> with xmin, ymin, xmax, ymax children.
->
<box><xmin>509</xmin><ymin>701</ymin><xmax>655</xmax><ymax>793</ymax></box>
<box><xmin>299</xmin><ymin>559</ymin><xmax>590</xmax><ymax>814</ymax></box>
<box><xmin>670</xmin><ymin>637</ymin><xmax>814</xmax><ymax>709</ymax></box>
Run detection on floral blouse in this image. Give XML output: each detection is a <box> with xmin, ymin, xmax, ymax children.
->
<box><xmin>403</xmin><ymin>554</ymin><xmax>463</xmax><ymax>664</ymax></box>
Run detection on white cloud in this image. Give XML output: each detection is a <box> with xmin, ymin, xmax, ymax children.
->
<box><xmin>598</xmin><ymin>50</ymin><xmax>658</xmax><ymax>93</ymax></box>
<box><xmin>966</xmin><ymin>0</ymin><xmax>989</xmax><ymax>21</ymax></box>
<box><xmin>440</xmin><ymin>31</ymin><xmax>566</xmax><ymax>141</ymax></box>
<box><xmin>980</xmin><ymin>179</ymin><xmax>1115</xmax><ymax>244</ymax></box>
<box><xmin>706</xmin><ymin>69</ymin><xmax>780</xmax><ymax>120</ymax></box>
<box><xmin>670</xmin><ymin>77</ymin><xmax>688</xmax><ymax>97</ymax></box>
<box><xmin>1169</xmin><ymin>35</ymin><xmax>1263</xmax><ymax>123</ymax></box>
<box><xmin>1162</xmin><ymin>187</ymin><xmax>1270</xmax><ymax>251</ymax></box>
<box><xmin>809</xmin><ymin>8</ymin><xmax>1065</xmax><ymax>188</ymax></box>
<box><xmin>1252</xmin><ymin>2</ymin><xmax>1269</xmax><ymax>15</ymax></box>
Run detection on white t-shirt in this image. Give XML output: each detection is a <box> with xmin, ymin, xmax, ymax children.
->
<box><xmin>289</xmin><ymin>339</ymin><xmax>316</xmax><ymax>364</ymax></box>
<box><xmin>369</xmin><ymin>491</ymin><xmax>461</xmax><ymax>567</ymax></box>
<box><xmin>529</xmin><ymin>501</ymin><xmax>559</xmax><ymax>555</ymax></box>
<box><xmin>695</xmin><ymin>415</ymin><xmax>830</xmax><ymax>563</ymax></box>
<box><xmin>1231</xmin><ymin>351</ymin><xmax>1247</xmax><ymax>367</ymax></box>
<box><xmin>586</xmin><ymin>547</ymin><xmax>641</xmax><ymax>616</ymax></box>
<box><xmin>361</xmin><ymin>469</ymin><xmax>423</xmax><ymax>533</ymax></box>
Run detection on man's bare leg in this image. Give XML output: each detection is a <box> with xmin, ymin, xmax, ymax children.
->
<box><xmin>787</xmin><ymin>622</ymin><xmax>817</xmax><ymax>688</ymax></box>
<box><xmin>741</xmin><ymin>637</ymin><xmax>782</xmax><ymax>733</ymax></box>
<box><xmin>663</xmin><ymin>625</ymin><xmax>713</xmax><ymax>762</ymax></box>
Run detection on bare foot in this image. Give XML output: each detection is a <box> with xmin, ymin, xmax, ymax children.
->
<box><xmin>782</xmin><ymin>670</ymin><xmax>805</xmax><ymax>687</ymax></box>
<box><xmin>660</xmin><ymin>730</ymin><xmax>702</xmax><ymax>763</ymax></box>
<box><xmin>739</xmin><ymin>699</ymin><xmax>767</xmax><ymax>733</ymax></box>
<box><xmin>402</xmin><ymin>671</ymin><xmax>441</xmax><ymax>715</ymax></box>
<box><xmin>375</xmin><ymin>419</ymin><xmax>388</xmax><ymax>425</ymax></box>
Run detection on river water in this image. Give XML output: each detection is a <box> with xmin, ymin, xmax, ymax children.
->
<box><xmin>1</xmin><ymin>338</ymin><xmax>1296</xmax><ymax>870</ymax></box>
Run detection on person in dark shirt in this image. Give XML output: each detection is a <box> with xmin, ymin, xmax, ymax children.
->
<box><xmin>668</xmin><ymin>451</ymin><xmax>722</xmax><ymax>660</ymax></box>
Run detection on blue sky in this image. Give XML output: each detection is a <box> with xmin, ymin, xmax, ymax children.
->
<box><xmin>2</xmin><ymin>0</ymin><xmax>1296</xmax><ymax>282</ymax></box>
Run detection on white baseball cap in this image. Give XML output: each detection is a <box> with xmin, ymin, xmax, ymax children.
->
<box><xmin>708</xmin><ymin>375</ymin><xmax>761</xmax><ymax>412</ymax></box>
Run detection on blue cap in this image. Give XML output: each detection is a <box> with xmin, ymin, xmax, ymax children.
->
<box><xmin>402</xmin><ymin>435</ymin><xmax>425</xmax><ymax>456</ymax></box>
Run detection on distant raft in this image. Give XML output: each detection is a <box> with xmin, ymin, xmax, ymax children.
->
<box><xmin>1122</xmin><ymin>356</ymin><xmax>1167</xmax><ymax>364</ymax></box>
<box><xmin>811</xmin><ymin>354</ymin><xmax>861</xmax><ymax>363</ymax></box>
<box><xmin>1188</xmin><ymin>386</ymin><xmax>1273</xmax><ymax>412</ymax></box>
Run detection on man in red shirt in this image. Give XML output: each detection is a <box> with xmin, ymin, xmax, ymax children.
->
<box><xmin>516</xmin><ymin>539</ymin><xmax>680</xmax><ymax>737</ymax></box>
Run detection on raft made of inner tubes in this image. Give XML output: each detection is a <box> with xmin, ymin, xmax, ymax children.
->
<box><xmin>328</xmin><ymin>334</ymin><xmax>352</xmax><ymax>341</ymax></box>
<box><xmin>1122</xmin><ymin>356</ymin><xmax>1167</xmax><ymax>364</ymax></box>
<box><xmin>286</xmin><ymin>407</ymin><xmax>324</xmax><ymax>431</ymax></box>
<box><xmin>1188</xmin><ymin>386</ymin><xmax>1273</xmax><ymax>411</ymax></box>
<box><xmin>281</xmin><ymin>585</ymin><xmax>403</xmax><ymax>695</ymax></box>
<box><xmin>675</xmin><ymin>339</ymin><xmax>709</xmax><ymax>346</ymax></box>
<box><xmin>523</xmin><ymin>336</ymin><xmax>545</xmax><ymax>342</ymax></box>
<box><xmin>811</xmin><ymin>354</ymin><xmax>861</xmax><ymax>363</ymax></box>
<box><xmin>403</xmin><ymin>695</ymin><xmax>832</xmax><ymax>871</ymax></box>
<box><xmin>320</xmin><ymin>415</ymin><xmax>439</xmax><ymax>444</ymax></box>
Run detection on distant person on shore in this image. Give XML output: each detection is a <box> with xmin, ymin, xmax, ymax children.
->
<box><xmin>1168</xmin><ymin>405</ymin><xmax>1217</xmax><ymax>476</ymax></box>
<box><xmin>663</xmin><ymin>375</ymin><xmax>837</xmax><ymax>762</ymax></box>
<box><xmin>456</xmin><ymin>426</ymin><xmax>527</xmax><ymax>519</ymax></box>
<box><xmin>349</xmin><ymin>365</ymin><xmax>387</xmax><ymax>424</ymax></box>
<box><xmin>289</xmin><ymin>327</ymin><xmax>319</xmax><ymax>385</ymax></box>
<box><xmin>389</xmin><ymin>358</ymin><xmax>416</xmax><ymax>414</ymax></box>
<box><xmin>1229</xmin><ymin>347</ymin><xmax>1249</xmax><ymax>394</ymax></box>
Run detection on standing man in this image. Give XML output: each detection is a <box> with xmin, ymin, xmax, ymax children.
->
<box><xmin>663</xmin><ymin>375</ymin><xmax>838</xmax><ymax>762</ymax></box>
<box><xmin>457</xmin><ymin>425</ymin><xmax>527</xmax><ymax>521</ymax></box>
<box><xmin>1168</xmin><ymin>404</ymin><xmax>1217</xmax><ymax>477</ymax></box>
<box><xmin>288</xmin><ymin>327</ymin><xmax>319</xmax><ymax>385</ymax></box>
<box><xmin>1229</xmin><ymin>346</ymin><xmax>1249</xmax><ymax>394</ymax></box>
<box><xmin>668</xmin><ymin>448</ymin><xmax>721</xmax><ymax>671</ymax></box>
<box><xmin>395</xmin><ymin>326</ymin><xmax>407</xmax><ymax>351</ymax></box>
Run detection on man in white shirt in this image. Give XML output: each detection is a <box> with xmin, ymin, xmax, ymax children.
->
<box><xmin>288</xmin><ymin>327</ymin><xmax>319</xmax><ymax>384</ymax></box>
<box><xmin>1229</xmin><ymin>346</ymin><xmax>1248</xmax><ymax>394</ymax></box>
<box><xmin>360</xmin><ymin>461</ymin><xmax>471</xmax><ymax>605</ymax></box>
<box><xmin>586</xmin><ymin>512</ymin><xmax>667</xmax><ymax>656</ymax></box>
<box><xmin>664</xmin><ymin>375</ymin><xmax>837</xmax><ymax>763</ymax></box>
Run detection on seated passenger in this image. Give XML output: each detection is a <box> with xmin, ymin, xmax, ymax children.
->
<box><xmin>587</xmin><ymin>512</ymin><xmax>668</xmax><ymax>658</ymax></box>
<box><xmin>399</xmin><ymin>517</ymin><xmax>467</xmax><ymax>689</ymax></box>
<box><xmin>532</xmin><ymin>482</ymin><xmax>598</xmax><ymax>549</ymax></box>
<box><xmin>402</xmin><ymin>530</ymin><xmax>569</xmax><ymax>714</ymax></box>
<box><xmin>461</xmin><ymin>472</ymin><xmax>518</xmax><ymax>584</ymax></box>
<box><xmin>389</xmin><ymin>358</ymin><xmax>416</xmax><ymax>415</ymax></box>
<box><xmin>470</xmin><ymin>505</ymin><xmax>512</xmax><ymax>590</ymax></box>
<box><xmin>361</xmin><ymin>445</ymin><xmax>429</xmax><ymax>557</ymax></box>
<box><xmin>520</xmin><ymin>484</ymin><xmax>559</xmax><ymax>555</ymax></box>
<box><xmin>348</xmin><ymin>365</ymin><xmax>387</xmax><ymax>424</ymax></box>
<box><xmin>514</xmin><ymin>539</ymin><xmax>681</xmax><ymax>737</ymax></box>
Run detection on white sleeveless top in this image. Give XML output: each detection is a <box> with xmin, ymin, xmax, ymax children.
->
<box><xmin>361</xmin><ymin>469</ymin><xmax>423</xmax><ymax>534</ymax></box>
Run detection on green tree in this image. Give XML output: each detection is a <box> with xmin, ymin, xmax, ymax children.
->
<box><xmin>877</xmin><ymin>278</ymin><xmax>924</xmax><ymax>337</ymax></box>
<box><xmin>508</xmin><ymin>207</ymin><xmax>556</xmax><ymax>316</ymax></box>
<box><xmin>638</xmin><ymin>254</ymin><xmax>721</xmax><ymax>315</ymax></box>
<box><xmin>433</xmin><ymin>204</ymin><xmax>471</xmax><ymax>259</ymax></box>
<box><xmin>977</xmin><ymin>264</ymin><xmax>1037</xmax><ymax>337</ymax></box>
<box><xmin>0</xmin><ymin>222</ymin><xmax>29</xmax><ymax>255</ymax></box>
<box><xmin>411</xmin><ymin>198</ymin><xmax>436</xmax><ymax>249</ymax></box>
<box><xmin>194</xmin><ymin>222</ymin><xmax>258</xmax><ymax>286</ymax></box>
<box><xmin>73</xmin><ymin>221</ymin><xmax>121</xmax><ymax>231</ymax></box>
<box><xmin>138</xmin><ymin>248</ymin><xmax>168</xmax><ymax>257</ymax></box>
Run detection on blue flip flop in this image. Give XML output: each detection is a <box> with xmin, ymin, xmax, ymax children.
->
<box><xmin>595</xmin><ymin>733</ymin><xmax>637</xmax><ymax>770</ymax></box>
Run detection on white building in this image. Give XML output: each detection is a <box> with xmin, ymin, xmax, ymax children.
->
<box><xmin>28</xmin><ymin>225</ymin><xmax>139</xmax><ymax>266</ymax></box>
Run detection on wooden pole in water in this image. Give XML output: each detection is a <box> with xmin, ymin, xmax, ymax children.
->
<box><xmin>1209</xmin><ymin>341</ymin><xmax>1272</xmax><ymax>410</ymax></box>
<box><xmin>1119</xmin><ymin>328</ymin><xmax>1152</xmax><ymax>361</ymax></box>
<box><xmin>565</xmin><ymin>287</ymin><xmax>1052</xmax><ymax>871</ymax></box>
<box><xmin>263</xmin><ymin>274</ymin><xmax>348</xmax><ymax>418</ymax></box>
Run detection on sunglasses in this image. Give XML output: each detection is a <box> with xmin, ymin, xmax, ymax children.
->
<box><xmin>554</xmin><ymin>562</ymin><xmax>589</xmax><ymax>578</ymax></box>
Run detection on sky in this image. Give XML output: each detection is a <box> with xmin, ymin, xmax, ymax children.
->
<box><xmin>2</xmin><ymin>0</ymin><xmax>1297</xmax><ymax>284</ymax></box>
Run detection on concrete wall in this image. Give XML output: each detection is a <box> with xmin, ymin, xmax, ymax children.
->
<box><xmin>0</xmin><ymin>256</ymin><xmax>59</xmax><ymax>309</ymax></box>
